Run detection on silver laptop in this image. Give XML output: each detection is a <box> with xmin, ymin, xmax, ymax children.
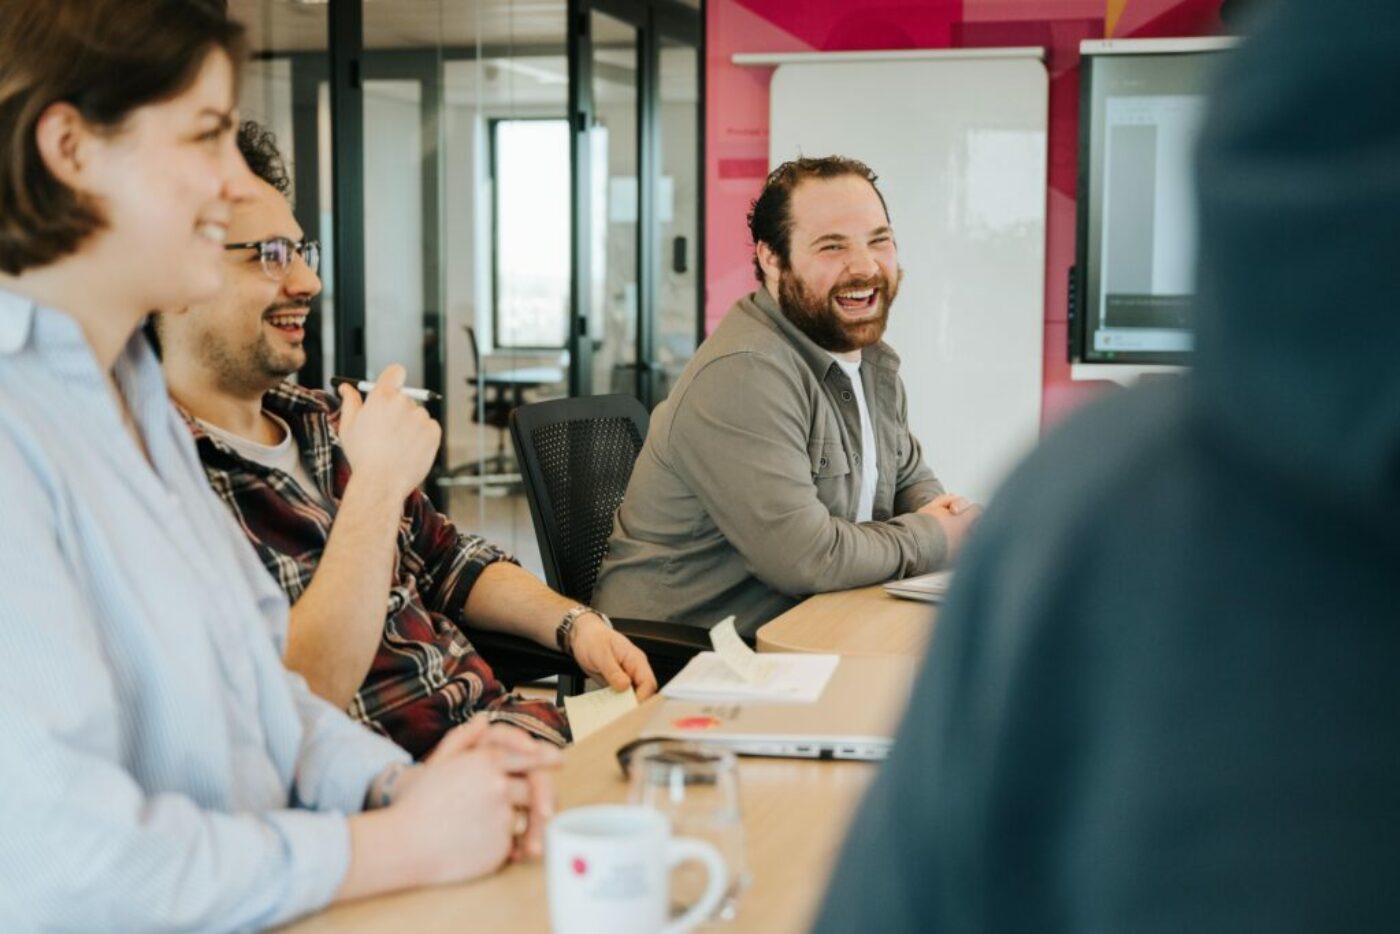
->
<box><xmin>621</xmin><ymin>655</ymin><xmax>917</xmax><ymax>764</ymax></box>
<box><xmin>882</xmin><ymin>569</ymin><xmax>954</xmax><ymax>603</ymax></box>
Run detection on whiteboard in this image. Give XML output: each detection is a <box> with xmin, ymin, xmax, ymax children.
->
<box><xmin>768</xmin><ymin>55</ymin><xmax>1048</xmax><ymax>504</ymax></box>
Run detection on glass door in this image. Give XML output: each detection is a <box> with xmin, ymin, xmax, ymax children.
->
<box><xmin>588</xmin><ymin>10</ymin><xmax>641</xmax><ymax>398</ymax></box>
<box><xmin>569</xmin><ymin>0</ymin><xmax>702</xmax><ymax>408</ymax></box>
<box><xmin>655</xmin><ymin>38</ymin><xmax>700</xmax><ymax>403</ymax></box>
<box><xmin>233</xmin><ymin>0</ymin><xmax>331</xmax><ymax>389</ymax></box>
<box><xmin>234</xmin><ymin>0</ymin><xmax>696</xmax><ymax>569</ymax></box>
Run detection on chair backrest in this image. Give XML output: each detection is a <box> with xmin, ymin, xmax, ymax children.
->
<box><xmin>464</xmin><ymin>325</ymin><xmax>482</xmax><ymax>380</ymax></box>
<box><xmin>509</xmin><ymin>394</ymin><xmax>649</xmax><ymax>603</ymax></box>
<box><xmin>463</xmin><ymin>325</ymin><xmax>514</xmax><ymax>430</ymax></box>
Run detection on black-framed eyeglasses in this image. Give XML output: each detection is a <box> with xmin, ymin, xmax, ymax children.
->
<box><xmin>224</xmin><ymin>237</ymin><xmax>320</xmax><ymax>282</ymax></box>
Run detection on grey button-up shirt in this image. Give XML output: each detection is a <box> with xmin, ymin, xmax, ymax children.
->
<box><xmin>593</xmin><ymin>288</ymin><xmax>946</xmax><ymax>636</ymax></box>
<box><xmin>0</xmin><ymin>289</ymin><xmax>408</xmax><ymax>932</ymax></box>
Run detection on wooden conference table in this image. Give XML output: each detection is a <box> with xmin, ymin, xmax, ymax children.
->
<box><xmin>756</xmin><ymin>583</ymin><xmax>938</xmax><ymax>657</ymax></box>
<box><xmin>281</xmin><ymin>587</ymin><xmax>938</xmax><ymax>934</ymax></box>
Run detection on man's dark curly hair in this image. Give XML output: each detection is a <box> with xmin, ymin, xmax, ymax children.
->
<box><xmin>237</xmin><ymin>120</ymin><xmax>291</xmax><ymax>196</ymax></box>
<box><xmin>746</xmin><ymin>155</ymin><xmax>889</xmax><ymax>285</ymax></box>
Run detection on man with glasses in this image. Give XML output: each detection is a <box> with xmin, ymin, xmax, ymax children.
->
<box><xmin>152</xmin><ymin>122</ymin><xmax>656</xmax><ymax>757</ymax></box>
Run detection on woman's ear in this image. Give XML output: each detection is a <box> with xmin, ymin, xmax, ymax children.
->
<box><xmin>33</xmin><ymin>101</ymin><xmax>92</xmax><ymax>191</ymax></box>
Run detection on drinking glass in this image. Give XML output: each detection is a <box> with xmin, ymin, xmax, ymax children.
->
<box><xmin>626</xmin><ymin>741</ymin><xmax>751</xmax><ymax>924</ymax></box>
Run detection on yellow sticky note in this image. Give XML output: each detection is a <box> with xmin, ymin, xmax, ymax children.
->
<box><xmin>563</xmin><ymin>685</ymin><xmax>639</xmax><ymax>742</ymax></box>
<box><xmin>709</xmin><ymin>615</ymin><xmax>774</xmax><ymax>684</ymax></box>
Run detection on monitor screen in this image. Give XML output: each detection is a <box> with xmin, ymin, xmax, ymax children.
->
<box><xmin>1074</xmin><ymin>39</ymin><xmax>1234</xmax><ymax>365</ymax></box>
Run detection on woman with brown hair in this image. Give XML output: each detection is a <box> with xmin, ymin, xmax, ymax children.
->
<box><xmin>0</xmin><ymin>3</ymin><xmax>558</xmax><ymax>929</ymax></box>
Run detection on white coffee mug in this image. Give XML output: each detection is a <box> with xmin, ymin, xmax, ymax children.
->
<box><xmin>547</xmin><ymin>804</ymin><xmax>728</xmax><ymax>934</ymax></box>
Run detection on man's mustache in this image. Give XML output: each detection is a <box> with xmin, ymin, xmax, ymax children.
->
<box><xmin>262</xmin><ymin>300</ymin><xmax>314</xmax><ymax>318</ymax></box>
<box><xmin>829</xmin><ymin>275</ymin><xmax>890</xmax><ymax>295</ymax></box>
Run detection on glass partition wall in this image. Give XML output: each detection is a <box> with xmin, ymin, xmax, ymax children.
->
<box><xmin>569</xmin><ymin>0</ymin><xmax>702</xmax><ymax>404</ymax></box>
<box><xmin>236</xmin><ymin>1</ymin><xmax>333</xmax><ymax>393</ymax></box>
<box><xmin>232</xmin><ymin>0</ymin><xmax>701</xmax><ymax>576</ymax></box>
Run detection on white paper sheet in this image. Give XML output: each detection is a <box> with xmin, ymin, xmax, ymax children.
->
<box><xmin>662</xmin><ymin>652</ymin><xmax>840</xmax><ymax>704</ymax></box>
<box><xmin>563</xmin><ymin>685</ymin><xmax>638</xmax><ymax>742</ymax></box>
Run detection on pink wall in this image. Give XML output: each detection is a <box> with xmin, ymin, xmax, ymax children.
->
<box><xmin>704</xmin><ymin>0</ymin><xmax>1224</xmax><ymax>428</ymax></box>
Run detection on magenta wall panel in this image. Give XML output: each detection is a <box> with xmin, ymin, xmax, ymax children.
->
<box><xmin>704</xmin><ymin>0</ymin><xmax>1224</xmax><ymax>429</ymax></box>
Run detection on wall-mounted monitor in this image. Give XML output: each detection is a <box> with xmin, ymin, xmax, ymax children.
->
<box><xmin>1072</xmin><ymin>37</ymin><xmax>1237</xmax><ymax>371</ymax></box>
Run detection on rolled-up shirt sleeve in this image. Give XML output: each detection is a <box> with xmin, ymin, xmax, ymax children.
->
<box><xmin>286</xmin><ymin>668</ymin><xmax>411</xmax><ymax>810</ymax></box>
<box><xmin>400</xmin><ymin>486</ymin><xmax>515</xmax><ymax>619</ymax></box>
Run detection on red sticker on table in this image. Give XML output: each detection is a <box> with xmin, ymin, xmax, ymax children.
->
<box><xmin>571</xmin><ymin>857</ymin><xmax>588</xmax><ymax>876</ymax></box>
<box><xmin>672</xmin><ymin>716</ymin><xmax>720</xmax><ymax>731</ymax></box>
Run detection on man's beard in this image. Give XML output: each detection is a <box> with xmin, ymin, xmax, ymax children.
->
<box><xmin>776</xmin><ymin>266</ymin><xmax>900</xmax><ymax>354</ymax></box>
<box><xmin>202</xmin><ymin>301</ymin><xmax>309</xmax><ymax>397</ymax></box>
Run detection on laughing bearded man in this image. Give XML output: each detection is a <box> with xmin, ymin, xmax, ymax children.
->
<box><xmin>592</xmin><ymin>156</ymin><xmax>979</xmax><ymax>637</ymax></box>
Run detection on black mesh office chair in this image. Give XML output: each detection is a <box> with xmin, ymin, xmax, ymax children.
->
<box><xmin>444</xmin><ymin>332</ymin><xmax>580</xmax><ymax>692</ymax></box>
<box><xmin>510</xmin><ymin>395</ymin><xmax>711</xmax><ymax>688</ymax></box>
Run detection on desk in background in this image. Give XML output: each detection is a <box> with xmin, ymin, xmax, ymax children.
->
<box><xmin>478</xmin><ymin>364</ymin><xmax>566</xmax><ymax>403</ymax></box>
<box><xmin>438</xmin><ymin>363</ymin><xmax>565</xmax><ymax>490</ymax></box>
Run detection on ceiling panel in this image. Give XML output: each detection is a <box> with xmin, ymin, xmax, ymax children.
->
<box><xmin>229</xmin><ymin>0</ymin><xmax>568</xmax><ymax>53</ymax></box>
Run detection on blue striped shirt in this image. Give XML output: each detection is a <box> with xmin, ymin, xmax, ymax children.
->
<box><xmin>0</xmin><ymin>289</ymin><xmax>410</xmax><ymax>932</ymax></box>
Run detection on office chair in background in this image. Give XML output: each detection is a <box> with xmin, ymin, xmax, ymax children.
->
<box><xmin>437</xmin><ymin>325</ymin><xmax>516</xmax><ymax>490</ymax></box>
<box><xmin>441</xmin><ymin>328</ymin><xmax>582</xmax><ymax>690</ymax></box>
<box><xmin>438</xmin><ymin>325</ymin><xmax>564</xmax><ymax>492</ymax></box>
<box><xmin>510</xmin><ymin>394</ymin><xmax>711</xmax><ymax>690</ymax></box>
<box><xmin>463</xmin><ymin>325</ymin><xmax>516</xmax><ymax>476</ymax></box>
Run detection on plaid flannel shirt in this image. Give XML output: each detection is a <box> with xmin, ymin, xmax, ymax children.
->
<box><xmin>182</xmin><ymin>381</ymin><xmax>568</xmax><ymax>757</ymax></box>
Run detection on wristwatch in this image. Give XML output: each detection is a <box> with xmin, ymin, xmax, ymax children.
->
<box><xmin>556</xmin><ymin>605</ymin><xmax>611</xmax><ymax>655</ymax></box>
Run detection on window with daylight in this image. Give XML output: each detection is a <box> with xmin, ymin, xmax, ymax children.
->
<box><xmin>492</xmin><ymin>118</ymin><xmax>571</xmax><ymax>349</ymax></box>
